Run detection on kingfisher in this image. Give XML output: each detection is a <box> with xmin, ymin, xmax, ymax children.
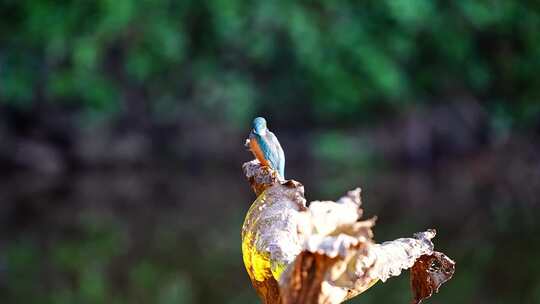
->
<box><xmin>246</xmin><ymin>117</ymin><xmax>285</xmax><ymax>179</ymax></box>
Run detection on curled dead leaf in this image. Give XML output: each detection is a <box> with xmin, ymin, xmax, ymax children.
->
<box><xmin>410</xmin><ymin>251</ymin><xmax>456</xmax><ymax>304</ymax></box>
<box><xmin>241</xmin><ymin>160</ymin><xmax>456</xmax><ymax>304</ymax></box>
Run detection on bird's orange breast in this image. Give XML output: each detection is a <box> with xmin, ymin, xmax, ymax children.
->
<box><xmin>249</xmin><ymin>138</ymin><xmax>270</xmax><ymax>167</ymax></box>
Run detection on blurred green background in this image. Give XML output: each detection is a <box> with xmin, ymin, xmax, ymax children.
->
<box><xmin>1</xmin><ymin>1</ymin><xmax>539</xmax><ymax>303</ymax></box>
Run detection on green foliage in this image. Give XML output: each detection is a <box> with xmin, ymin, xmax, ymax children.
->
<box><xmin>1</xmin><ymin>1</ymin><xmax>539</xmax><ymax>126</ymax></box>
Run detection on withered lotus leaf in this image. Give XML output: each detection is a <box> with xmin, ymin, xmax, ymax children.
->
<box><xmin>241</xmin><ymin>159</ymin><xmax>456</xmax><ymax>304</ymax></box>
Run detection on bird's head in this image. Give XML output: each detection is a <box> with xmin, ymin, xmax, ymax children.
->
<box><xmin>252</xmin><ymin>117</ymin><xmax>267</xmax><ymax>135</ymax></box>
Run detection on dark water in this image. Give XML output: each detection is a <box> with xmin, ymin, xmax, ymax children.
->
<box><xmin>1</xmin><ymin>140</ymin><xmax>539</xmax><ymax>303</ymax></box>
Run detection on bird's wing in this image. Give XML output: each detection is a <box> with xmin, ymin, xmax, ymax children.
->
<box><xmin>264</xmin><ymin>131</ymin><xmax>285</xmax><ymax>178</ymax></box>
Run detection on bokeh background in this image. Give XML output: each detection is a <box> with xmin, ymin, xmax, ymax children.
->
<box><xmin>1</xmin><ymin>1</ymin><xmax>539</xmax><ymax>303</ymax></box>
